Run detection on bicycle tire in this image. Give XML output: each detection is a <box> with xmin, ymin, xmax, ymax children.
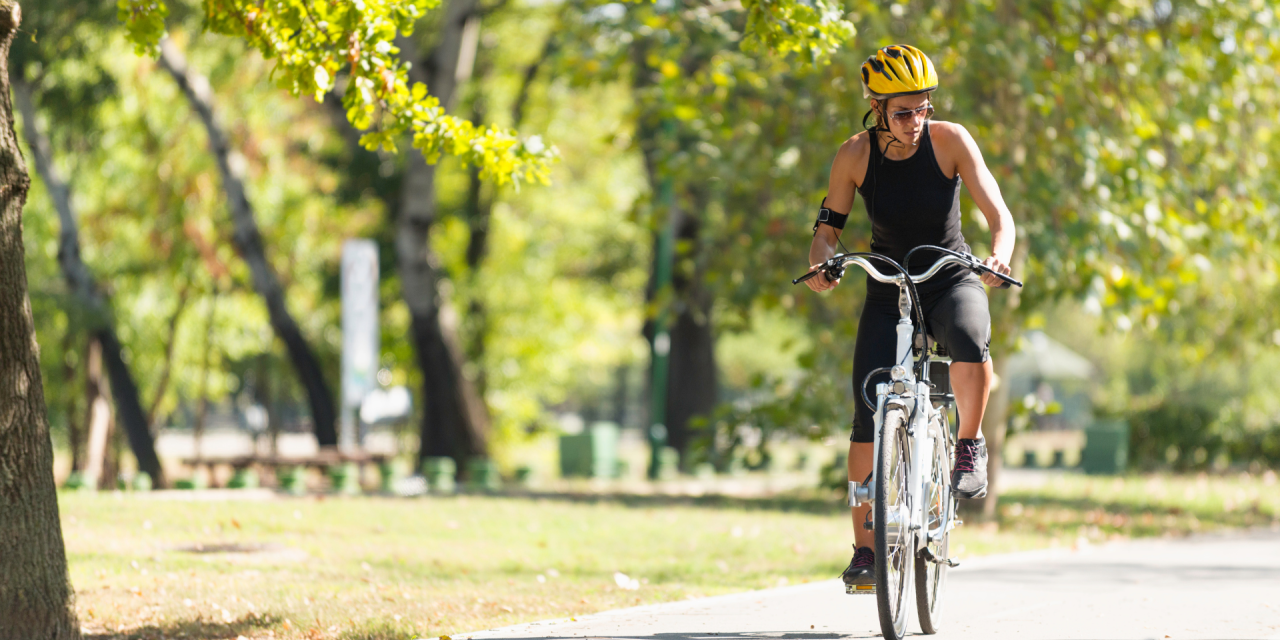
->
<box><xmin>915</xmin><ymin>413</ymin><xmax>953</xmax><ymax>634</ymax></box>
<box><xmin>875</xmin><ymin>407</ymin><xmax>914</xmax><ymax>640</ymax></box>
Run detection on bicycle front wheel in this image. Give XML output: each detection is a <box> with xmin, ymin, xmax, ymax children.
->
<box><xmin>915</xmin><ymin>414</ymin><xmax>953</xmax><ymax>634</ymax></box>
<box><xmin>875</xmin><ymin>407</ymin><xmax>915</xmax><ymax>640</ymax></box>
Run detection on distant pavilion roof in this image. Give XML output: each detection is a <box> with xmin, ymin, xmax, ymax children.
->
<box><xmin>1006</xmin><ymin>330</ymin><xmax>1094</xmax><ymax>380</ymax></box>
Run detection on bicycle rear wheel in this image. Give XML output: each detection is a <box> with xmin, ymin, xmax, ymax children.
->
<box><xmin>875</xmin><ymin>407</ymin><xmax>914</xmax><ymax>640</ymax></box>
<box><xmin>915</xmin><ymin>414</ymin><xmax>953</xmax><ymax>634</ymax></box>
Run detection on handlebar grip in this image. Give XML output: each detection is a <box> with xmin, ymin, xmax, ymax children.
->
<box><xmin>993</xmin><ymin>272</ymin><xmax>1023</xmax><ymax>288</ymax></box>
<box><xmin>792</xmin><ymin>270</ymin><xmax>822</xmax><ymax>285</ymax></box>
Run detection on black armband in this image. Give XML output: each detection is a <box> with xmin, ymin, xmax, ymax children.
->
<box><xmin>812</xmin><ymin>197</ymin><xmax>849</xmax><ymax>234</ymax></box>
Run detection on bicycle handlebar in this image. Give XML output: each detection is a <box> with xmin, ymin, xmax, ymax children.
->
<box><xmin>792</xmin><ymin>251</ymin><xmax>1023</xmax><ymax>289</ymax></box>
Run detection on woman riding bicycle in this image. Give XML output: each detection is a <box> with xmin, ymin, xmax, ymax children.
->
<box><xmin>801</xmin><ymin>44</ymin><xmax>1016</xmax><ymax>587</ymax></box>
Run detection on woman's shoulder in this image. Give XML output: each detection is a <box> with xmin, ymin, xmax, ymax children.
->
<box><xmin>837</xmin><ymin>130</ymin><xmax>873</xmax><ymax>161</ymax></box>
<box><xmin>928</xmin><ymin>120</ymin><xmax>974</xmax><ymax>145</ymax></box>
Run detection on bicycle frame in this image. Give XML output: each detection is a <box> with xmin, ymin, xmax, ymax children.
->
<box><xmin>843</xmin><ymin>255</ymin><xmax>968</xmax><ymax>550</ymax></box>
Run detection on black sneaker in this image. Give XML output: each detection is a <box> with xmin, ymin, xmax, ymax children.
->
<box><xmin>952</xmin><ymin>438</ymin><xmax>988</xmax><ymax>499</ymax></box>
<box><xmin>841</xmin><ymin>546</ymin><xmax>876</xmax><ymax>586</ymax></box>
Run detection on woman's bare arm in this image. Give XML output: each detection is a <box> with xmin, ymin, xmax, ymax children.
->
<box><xmin>939</xmin><ymin>123</ymin><xmax>1016</xmax><ymax>285</ymax></box>
<box><xmin>805</xmin><ymin>138</ymin><xmax>863</xmax><ymax>292</ymax></box>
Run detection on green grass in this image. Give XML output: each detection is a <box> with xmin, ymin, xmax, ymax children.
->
<box><xmin>997</xmin><ymin>471</ymin><xmax>1280</xmax><ymax>543</ymax></box>
<box><xmin>60</xmin><ymin>471</ymin><xmax>1278</xmax><ymax>640</ymax></box>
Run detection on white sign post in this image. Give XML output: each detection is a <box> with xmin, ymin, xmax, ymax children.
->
<box><xmin>341</xmin><ymin>239</ymin><xmax>379</xmax><ymax>450</ymax></box>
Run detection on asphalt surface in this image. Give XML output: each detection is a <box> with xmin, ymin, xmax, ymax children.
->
<box><xmin>461</xmin><ymin>530</ymin><xmax>1280</xmax><ymax>640</ymax></box>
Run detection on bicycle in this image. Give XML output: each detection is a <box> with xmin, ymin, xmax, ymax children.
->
<box><xmin>792</xmin><ymin>245</ymin><xmax>1023</xmax><ymax>640</ymax></box>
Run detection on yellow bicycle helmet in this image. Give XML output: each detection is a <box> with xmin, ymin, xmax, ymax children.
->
<box><xmin>860</xmin><ymin>44</ymin><xmax>938</xmax><ymax>98</ymax></box>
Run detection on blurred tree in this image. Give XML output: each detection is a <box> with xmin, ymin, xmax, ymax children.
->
<box><xmin>13</xmin><ymin>0</ymin><xmax>166</xmax><ymax>486</ymax></box>
<box><xmin>14</xmin><ymin>77</ymin><xmax>166</xmax><ymax>486</ymax></box>
<box><xmin>119</xmin><ymin>0</ymin><xmax>555</xmax><ymax>186</ymax></box>
<box><xmin>551</xmin><ymin>0</ymin><xmax>1280</xmax><ymax>505</ymax></box>
<box><xmin>315</xmin><ymin>0</ymin><xmax>495</xmax><ymax>469</ymax></box>
<box><xmin>394</xmin><ymin>3</ymin><xmax>493</xmax><ymax>468</ymax></box>
<box><xmin>157</xmin><ymin>37</ymin><xmax>340</xmax><ymax>447</ymax></box>
<box><xmin>0</xmin><ymin>0</ymin><xmax>80</xmax><ymax>635</ymax></box>
<box><xmin>551</xmin><ymin>0</ymin><xmax>856</xmax><ymax>466</ymax></box>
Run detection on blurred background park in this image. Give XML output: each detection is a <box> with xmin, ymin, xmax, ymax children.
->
<box><xmin>9</xmin><ymin>0</ymin><xmax>1280</xmax><ymax>637</ymax></box>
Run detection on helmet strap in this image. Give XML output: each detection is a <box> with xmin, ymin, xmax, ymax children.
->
<box><xmin>865</xmin><ymin>102</ymin><xmax>910</xmax><ymax>159</ymax></box>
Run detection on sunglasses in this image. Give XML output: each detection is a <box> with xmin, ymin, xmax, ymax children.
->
<box><xmin>888</xmin><ymin>104</ymin><xmax>934</xmax><ymax>123</ymax></box>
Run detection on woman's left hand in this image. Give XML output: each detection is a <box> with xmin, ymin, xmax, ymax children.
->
<box><xmin>980</xmin><ymin>254</ymin><xmax>1013</xmax><ymax>287</ymax></box>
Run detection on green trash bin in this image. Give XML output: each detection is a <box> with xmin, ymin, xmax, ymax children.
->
<box><xmin>227</xmin><ymin>468</ymin><xmax>259</xmax><ymax>489</ymax></box>
<box><xmin>1082</xmin><ymin>419</ymin><xmax>1129</xmax><ymax>475</ymax></box>
<box><xmin>63</xmin><ymin>471</ymin><xmax>94</xmax><ymax>492</ymax></box>
<box><xmin>467</xmin><ymin>457</ymin><xmax>501</xmax><ymax>491</ymax></box>
<box><xmin>378</xmin><ymin>460</ymin><xmax>398</xmax><ymax>493</ymax></box>
<box><xmin>423</xmin><ymin>456</ymin><xmax>457</xmax><ymax>494</ymax></box>
<box><xmin>278</xmin><ymin>466</ymin><xmax>308</xmax><ymax>495</ymax></box>
<box><xmin>328</xmin><ymin>462</ymin><xmax>361</xmax><ymax>495</ymax></box>
<box><xmin>559</xmin><ymin>422</ymin><xmax>621</xmax><ymax>479</ymax></box>
<box><xmin>656</xmin><ymin>446</ymin><xmax>680</xmax><ymax>480</ymax></box>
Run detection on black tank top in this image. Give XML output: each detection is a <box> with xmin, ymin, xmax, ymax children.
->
<box><xmin>856</xmin><ymin>122</ymin><xmax>974</xmax><ymax>297</ymax></box>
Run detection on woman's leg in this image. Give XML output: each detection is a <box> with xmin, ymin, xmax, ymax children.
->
<box><xmin>927</xmin><ymin>280</ymin><xmax>994</xmax><ymax>497</ymax></box>
<box><xmin>950</xmin><ymin>360</ymin><xmax>992</xmax><ymax>440</ymax></box>
<box><xmin>849</xmin><ymin>295</ymin><xmax>898</xmax><ymax>550</ymax></box>
<box><xmin>927</xmin><ymin>281</ymin><xmax>993</xmax><ymax>439</ymax></box>
<box><xmin>848</xmin><ymin>441</ymin><xmax>875</xmax><ymax>549</ymax></box>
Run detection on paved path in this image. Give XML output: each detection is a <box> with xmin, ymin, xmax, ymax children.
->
<box><xmin>464</xmin><ymin>530</ymin><xmax>1280</xmax><ymax>640</ymax></box>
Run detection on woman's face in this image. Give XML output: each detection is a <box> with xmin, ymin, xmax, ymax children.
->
<box><xmin>876</xmin><ymin>93</ymin><xmax>933</xmax><ymax>145</ymax></box>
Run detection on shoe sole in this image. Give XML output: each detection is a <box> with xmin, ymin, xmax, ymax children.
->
<box><xmin>954</xmin><ymin>485</ymin><xmax>988</xmax><ymax>499</ymax></box>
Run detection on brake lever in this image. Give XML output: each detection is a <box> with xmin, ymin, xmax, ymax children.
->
<box><xmin>791</xmin><ymin>257</ymin><xmax>847</xmax><ymax>286</ymax></box>
<box><xmin>961</xmin><ymin>253</ymin><xmax>1022</xmax><ymax>288</ymax></box>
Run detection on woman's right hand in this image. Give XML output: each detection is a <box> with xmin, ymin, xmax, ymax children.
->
<box><xmin>804</xmin><ymin>263</ymin><xmax>840</xmax><ymax>292</ymax></box>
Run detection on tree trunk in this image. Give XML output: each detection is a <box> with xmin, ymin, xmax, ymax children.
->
<box><xmin>14</xmin><ymin>74</ymin><xmax>165</xmax><ymax>486</ymax></box>
<box><xmin>400</xmin><ymin>150</ymin><xmax>491</xmax><ymax>465</ymax></box>
<box><xmin>663</xmin><ymin>203</ymin><xmax>717</xmax><ymax>465</ymax></box>
<box><xmin>81</xmin><ymin>337</ymin><xmax>112</xmax><ymax>488</ymax></box>
<box><xmin>0</xmin><ymin>2</ymin><xmax>80</xmax><ymax>634</ymax></box>
<box><xmin>396</xmin><ymin>1</ymin><xmax>491</xmax><ymax>470</ymax></box>
<box><xmin>462</xmin><ymin>162</ymin><xmax>492</xmax><ymax>398</ymax></box>
<box><xmin>61</xmin><ymin>330</ymin><xmax>84</xmax><ymax>472</ymax></box>
<box><xmin>158</xmin><ymin>39</ymin><xmax>339</xmax><ymax>447</ymax></box>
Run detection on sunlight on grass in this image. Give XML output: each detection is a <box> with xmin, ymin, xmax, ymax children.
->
<box><xmin>62</xmin><ymin>470</ymin><xmax>1278</xmax><ymax>639</ymax></box>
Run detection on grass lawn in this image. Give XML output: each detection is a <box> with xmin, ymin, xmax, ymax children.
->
<box><xmin>62</xmin><ymin>471</ymin><xmax>1279</xmax><ymax>640</ymax></box>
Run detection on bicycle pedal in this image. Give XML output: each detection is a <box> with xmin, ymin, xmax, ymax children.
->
<box><xmin>845</xmin><ymin>584</ymin><xmax>876</xmax><ymax>595</ymax></box>
<box><xmin>945</xmin><ymin>557</ymin><xmax>960</xmax><ymax>568</ymax></box>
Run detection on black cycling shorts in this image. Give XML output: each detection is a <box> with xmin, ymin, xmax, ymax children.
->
<box><xmin>850</xmin><ymin>276</ymin><xmax>990</xmax><ymax>443</ymax></box>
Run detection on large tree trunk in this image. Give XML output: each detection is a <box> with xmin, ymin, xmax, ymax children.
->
<box><xmin>81</xmin><ymin>337</ymin><xmax>113</xmax><ymax>489</ymax></box>
<box><xmin>462</xmin><ymin>161</ymin><xmax>493</xmax><ymax>398</ymax></box>
<box><xmin>158</xmin><ymin>39</ymin><xmax>339</xmax><ymax>447</ymax></box>
<box><xmin>61</xmin><ymin>330</ymin><xmax>85</xmax><ymax>472</ymax></box>
<box><xmin>0</xmin><ymin>2</ymin><xmax>79</xmax><ymax>634</ymax></box>
<box><xmin>400</xmin><ymin>151</ymin><xmax>491</xmax><ymax>464</ymax></box>
<box><xmin>14</xmin><ymin>74</ymin><xmax>165</xmax><ymax>486</ymax></box>
<box><xmin>663</xmin><ymin>205</ymin><xmax>717</xmax><ymax>464</ymax></box>
<box><xmin>396</xmin><ymin>2</ymin><xmax>491</xmax><ymax>469</ymax></box>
